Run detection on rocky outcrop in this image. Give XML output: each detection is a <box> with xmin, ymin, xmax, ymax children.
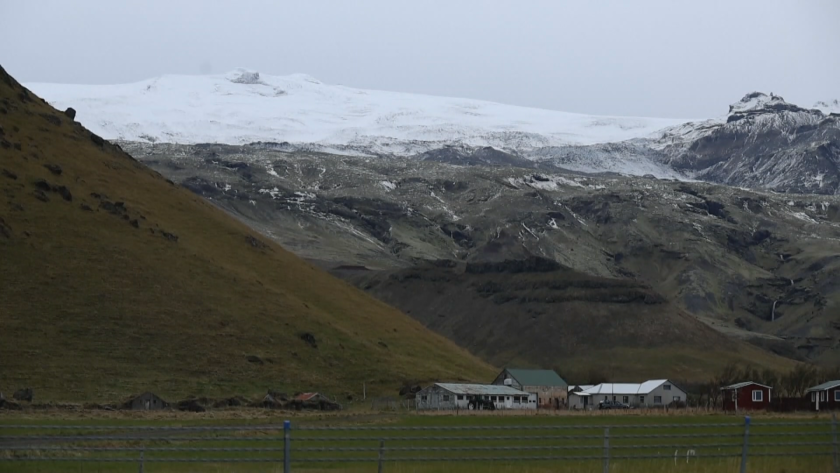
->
<box><xmin>653</xmin><ymin>93</ymin><xmax>840</xmax><ymax>195</ymax></box>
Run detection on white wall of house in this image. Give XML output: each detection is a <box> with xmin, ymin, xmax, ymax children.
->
<box><xmin>644</xmin><ymin>382</ymin><xmax>686</xmax><ymax>407</ymax></box>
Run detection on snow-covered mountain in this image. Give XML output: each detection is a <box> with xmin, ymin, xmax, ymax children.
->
<box><xmin>27</xmin><ymin>71</ymin><xmax>840</xmax><ymax>193</ymax></box>
<box><xmin>651</xmin><ymin>92</ymin><xmax>840</xmax><ymax>194</ymax></box>
<box><xmin>27</xmin><ymin>68</ymin><xmax>689</xmax><ymax>154</ymax></box>
<box><xmin>814</xmin><ymin>99</ymin><xmax>840</xmax><ymax>115</ymax></box>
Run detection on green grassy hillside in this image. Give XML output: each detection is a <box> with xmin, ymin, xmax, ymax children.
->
<box><xmin>338</xmin><ymin>260</ymin><xmax>797</xmax><ymax>382</ymax></box>
<box><xmin>0</xmin><ymin>65</ymin><xmax>495</xmax><ymax>402</ymax></box>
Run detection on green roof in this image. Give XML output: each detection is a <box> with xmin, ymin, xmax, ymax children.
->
<box><xmin>504</xmin><ymin>369</ymin><xmax>568</xmax><ymax>387</ymax></box>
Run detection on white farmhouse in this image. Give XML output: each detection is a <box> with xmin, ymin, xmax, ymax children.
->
<box><xmin>415</xmin><ymin>383</ymin><xmax>536</xmax><ymax>410</ymax></box>
<box><xmin>568</xmin><ymin>380</ymin><xmax>686</xmax><ymax>409</ymax></box>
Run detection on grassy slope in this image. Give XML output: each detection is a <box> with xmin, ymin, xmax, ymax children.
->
<box><xmin>341</xmin><ymin>265</ymin><xmax>798</xmax><ymax>382</ymax></box>
<box><xmin>0</xmin><ymin>65</ymin><xmax>495</xmax><ymax>402</ymax></box>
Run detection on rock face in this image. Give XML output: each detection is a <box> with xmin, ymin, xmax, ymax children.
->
<box><xmin>652</xmin><ymin>92</ymin><xmax>840</xmax><ymax>195</ymax></box>
<box><xmin>125</xmin><ymin>142</ymin><xmax>840</xmax><ymax>369</ymax></box>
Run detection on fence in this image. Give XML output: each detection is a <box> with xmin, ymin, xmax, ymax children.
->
<box><xmin>1</xmin><ymin>415</ymin><xmax>838</xmax><ymax>472</ymax></box>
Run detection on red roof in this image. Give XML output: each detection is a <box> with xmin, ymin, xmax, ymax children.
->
<box><xmin>294</xmin><ymin>392</ymin><xmax>320</xmax><ymax>401</ymax></box>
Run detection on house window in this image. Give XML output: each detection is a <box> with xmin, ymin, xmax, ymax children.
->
<box><xmin>835</xmin><ymin>391</ymin><xmax>840</xmax><ymax>402</ymax></box>
<box><xmin>457</xmin><ymin>395</ymin><xmax>464</xmax><ymax>401</ymax></box>
<box><xmin>421</xmin><ymin>395</ymin><xmax>427</xmax><ymax>401</ymax></box>
<box><xmin>663</xmin><ymin>384</ymin><xmax>671</xmax><ymax>391</ymax></box>
<box><xmin>752</xmin><ymin>390</ymin><xmax>763</xmax><ymax>402</ymax></box>
<box><xmin>622</xmin><ymin>396</ymin><xmax>629</xmax><ymax>404</ymax></box>
<box><xmin>821</xmin><ymin>392</ymin><xmax>827</xmax><ymax>402</ymax></box>
<box><xmin>443</xmin><ymin>395</ymin><xmax>450</xmax><ymax>402</ymax></box>
<box><xmin>604</xmin><ymin>396</ymin><xmax>608</xmax><ymax>401</ymax></box>
<box><xmin>811</xmin><ymin>392</ymin><xmax>816</xmax><ymax>402</ymax></box>
<box><xmin>654</xmin><ymin>396</ymin><xmax>662</xmax><ymax>404</ymax></box>
<box><xmin>639</xmin><ymin>396</ymin><xmax>645</xmax><ymax>404</ymax></box>
<box><xmin>673</xmin><ymin>396</ymin><xmax>681</xmax><ymax>402</ymax></box>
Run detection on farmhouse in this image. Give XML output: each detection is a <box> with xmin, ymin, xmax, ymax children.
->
<box><xmin>568</xmin><ymin>380</ymin><xmax>686</xmax><ymax>409</ymax></box>
<box><xmin>805</xmin><ymin>380</ymin><xmax>840</xmax><ymax>411</ymax></box>
<box><xmin>721</xmin><ymin>382</ymin><xmax>772</xmax><ymax>411</ymax></box>
<box><xmin>124</xmin><ymin>392</ymin><xmax>167</xmax><ymax>410</ymax></box>
<box><xmin>492</xmin><ymin>368</ymin><xmax>568</xmax><ymax>408</ymax></box>
<box><xmin>415</xmin><ymin>383</ymin><xmax>536</xmax><ymax>411</ymax></box>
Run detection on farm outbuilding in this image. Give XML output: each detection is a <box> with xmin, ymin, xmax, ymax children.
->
<box><xmin>415</xmin><ymin>383</ymin><xmax>536</xmax><ymax>411</ymax></box>
<box><xmin>492</xmin><ymin>368</ymin><xmax>568</xmax><ymax>409</ymax></box>
<box><xmin>806</xmin><ymin>380</ymin><xmax>840</xmax><ymax>411</ymax></box>
<box><xmin>568</xmin><ymin>380</ymin><xmax>686</xmax><ymax>410</ymax></box>
<box><xmin>124</xmin><ymin>392</ymin><xmax>167</xmax><ymax>410</ymax></box>
<box><xmin>721</xmin><ymin>382</ymin><xmax>772</xmax><ymax>412</ymax></box>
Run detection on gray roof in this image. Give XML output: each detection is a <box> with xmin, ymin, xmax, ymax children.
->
<box><xmin>721</xmin><ymin>381</ymin><xmax>772</xmax><ymax>390</ymax></box>
<box><xmin>573</xmin><ymin>380</ymin><xmax>676</xmax><ymax>396</ymax></box>
<box><xmin>805</xmin><ymin>380</ymin><xmax>840</xmax><ymax>392</ymax></box>
<box><xmin>432</xmin><ymin>383</ymin><xmax>530</xmax><ymax>396</ymax></box>
<box><xmin>503</xmin><ymin>369</ymin><xmax>568</xmax><ymax>387</ymax></box>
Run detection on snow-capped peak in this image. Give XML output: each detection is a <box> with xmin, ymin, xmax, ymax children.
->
<box><xmin>814</xmin><ymin>99</ymin><xmax>840</xmax><ymax>114</ymax></box>
<box><xmin>728</xmin><ymin>92</ymin><xmax>787</xmax><ymax>114</ymax></box>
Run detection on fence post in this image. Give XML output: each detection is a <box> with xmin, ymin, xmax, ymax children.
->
<box><xmin>832</xmin><ymin>413</ymin><xmax>838</xmax><ymax>473</ymax></box>
<box><xmin>284</xmin><ymin>420</ymin><xmax>291</xmax><ymax>473</ymax></box>
<box><xmin>378</xmin><ymin>439</ymin><xmax>385</xmax><ymax>473</ymax></box>
<box><xmin>739</xmin><ymin>416</ymin><xmax>750</xmax><ymax>473</ymax></box>
<box><xmin>603</xmin><ymin>427</ymin><xmax>610</xmax><ymax>473</ymax></box>
<box><xmin>138</xmin><ymin>447</ymin><xmax>144</xmax><ymax>473</ymax></box>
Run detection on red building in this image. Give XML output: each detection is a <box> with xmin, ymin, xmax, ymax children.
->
<box><xmin>806</xmin><ymin>380</ymin><xmax>840</xmax><ymax>411</ymax></box>
<box><xmin>721</xmin><ymin>381</ymin><xmax>772</xmax><ymax>411</ymax></box>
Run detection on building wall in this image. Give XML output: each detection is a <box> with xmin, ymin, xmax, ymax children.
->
<box><xmin>493</xmin><ymin>370</ymin><xmax>566</xmax><ymax>408</ymax></box>
<box><xmin>493</xmin><ymin>370</ymin><xmax>522</xmax><ymax>390</ymax></box>
<box><xmin>415</xmin><ymin>386</ymin><xmax>537</xmax><ymax>410</ymax></box>
<box><xmin>645</xmin><ymin>383</ymin><xmax>686</xmax><ymax>407</ymax></box>
<box><xmin>569</xmin><ymin>382</ymin><xmax>687</xmax><ymax>410</ymax></box>
<box><xmin>130</xmin><ymin>393</ymin><xmax>165</xmax><ymax>410</ymax></box>
<box><xmin>568</xmin><ymin>393</ymin><xmax>591</xmax><ymax>410</ymax></box>
<box><xmin>723</xmin><ymin>385</ymin><xmax>772</xmax><ymax>411</ymax></box>
<box><xmin>810</xmin><ymin>386</ymin><xmax>840</xmax><ymax>411</ymax></box>
<box><xmin>523</xmin><ymin>385</ymin><xmax>567</xmax><ymax>408</ymax></box>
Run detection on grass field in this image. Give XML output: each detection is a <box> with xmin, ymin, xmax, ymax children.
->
<box><xmin>2</xmin><ymin>411</ymin><xmax>837</xmax><ymax>472</ymax></box>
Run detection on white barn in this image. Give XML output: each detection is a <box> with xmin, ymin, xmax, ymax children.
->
<box><xmin>568</xmin><ymin>380</ymin><xmax>686</xmax><ymax>410</ymax></box>
<box><xmin>415</xmin><ymin>383</ymin><xmax>537</xmax><ymax>410</ymax></box>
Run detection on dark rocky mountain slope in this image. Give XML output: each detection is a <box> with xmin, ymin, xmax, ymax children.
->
<box><xmin>651</xmin><ymin>92</ymin><xmax>840</xmax><ymax>194</ymax></box>
<box><xmin>124</xmin><ymin>142</ymin><xmax>840</xmax><ymax>378</ymax></box>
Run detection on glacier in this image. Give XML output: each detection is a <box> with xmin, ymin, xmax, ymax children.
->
<box><xmin>27</xmin><ymin>68</ymin><xmax>693</xmax><ymax>153</ymax></box>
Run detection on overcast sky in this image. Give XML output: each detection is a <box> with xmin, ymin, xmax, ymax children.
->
<box><xmin>1</xmin><ymin>0</ymin><xmax>838</xmax><ymax>118</ymax></box>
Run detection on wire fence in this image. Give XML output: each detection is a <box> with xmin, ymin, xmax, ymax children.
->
<box><xmin>1</xmin><ymin>415</ymin><xmax>838</xmax><ymax>472</ymax></box>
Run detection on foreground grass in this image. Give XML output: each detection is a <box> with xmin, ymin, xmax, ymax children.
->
<box><xmin>2</xmin><ymin>412</ymin><xmax>836</xmax><ymax>472</ymax></box>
